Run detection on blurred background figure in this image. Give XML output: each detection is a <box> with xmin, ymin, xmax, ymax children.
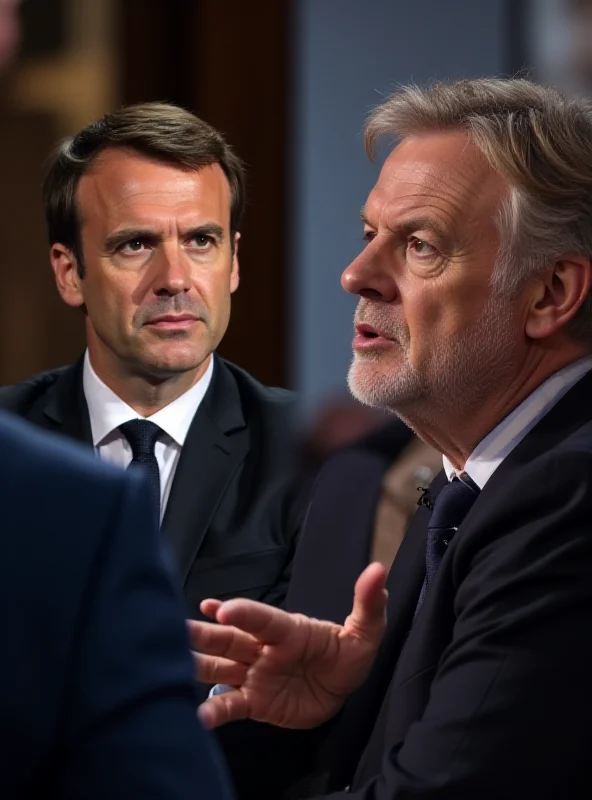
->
<box><xmin>525</xmin><ymin>0</ymin><xmax>592</xmax><ymax>94</ymax></box>
<box><xmin>298</xmin><ymin>396</ymin><xmax>389</xmax><ymax>486</ymax></box>
<box><xmin>567</xmin><ymin>0</ymin><xmax>592</xmax><ymax>88</ymax></box>
<box><xmin>0</xmin><ymin>0</ymin><xmax>20</xmax><ymax>68</ymax></box>
<box><xmin>299</xmin><ymin>400</ymin><xmax>441</xmax><ymax>570</ymax></box>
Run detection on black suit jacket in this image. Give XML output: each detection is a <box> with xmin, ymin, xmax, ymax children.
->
<box><xmin>0</xmin><ymin>411</ymin><xmax>233</xmax><ymax>800</ymax></box>
<box><xmin>0</xmin><ymin>355</ymin><xmax>303</xmax><ymax>622</ymax></box>
<box><xmin>230</xmin><ymin>370</ymin><xmax>592</xmax><ymax>799</ymax></box>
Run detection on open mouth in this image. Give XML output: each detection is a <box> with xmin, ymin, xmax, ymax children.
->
<box><xmin>356</xmin><ymin>323</ymin><xmax>383</xmax><ymax>339</ymax></box>
<box><xmin>353</xmin><ymin>323</ymin><xmax>394</xmax><ymax>350</ymax></box>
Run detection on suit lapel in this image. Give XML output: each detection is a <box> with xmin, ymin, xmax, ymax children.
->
<box><xmin>472</xmin><ymin>367</ymin><xmax>592</xmax><ymax>505</ymax></box>
<box><xmin>328</xmin><ymin>471</ymin><xmax>447</xmax><ymax>790</ymax></box>
<box><xmin>162</xmin><ymin>357</ymin><xmax>249</xmax><ymax>585</ymax></box>
<box><xmin>41</xmin><ymin>357</ymin><xmax>93</xmax><ymax>446</ymax></box>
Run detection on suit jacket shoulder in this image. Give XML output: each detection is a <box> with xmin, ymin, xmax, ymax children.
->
<box><xmin>219</xmin><ymin>358</ymin><xmax>295</xmax><ymax>413</ymax></box>
<box><xmin>0</xmin><ymin>365</ymin><xmax>70</xmax><ymax>414</ymax></box>
<box><xmin>0</xmin><ymin>412</ymin><xmax>233</xmax><ymax>799</ymax></box>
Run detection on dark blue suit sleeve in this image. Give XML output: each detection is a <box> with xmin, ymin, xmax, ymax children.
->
<box><xmin>56</xmin><ymin>470</ymin><xmax>235</xmax><ymax>800</ymax></box>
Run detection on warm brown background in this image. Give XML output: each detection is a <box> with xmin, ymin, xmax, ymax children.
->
<box><xmin>1</xmin><ymin>0</ymin><xmax>291</xmax><ymax>387</ymax></box>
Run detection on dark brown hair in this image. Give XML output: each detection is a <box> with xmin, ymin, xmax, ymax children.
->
<box><xmin>42</xmin><ymin>102</ymin><xmax>246</xmax><ymax>276</ymax></box>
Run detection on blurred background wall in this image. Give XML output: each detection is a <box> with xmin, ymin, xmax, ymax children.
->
<box><xmin>291</xmin><ymin>0</ymin><xmax>515</xmax><ymax>421</ymax></box>
<box><xmin>2</xmin><ymin>0</ymin><xmax>588</xmax><ymax>436</ymax></box>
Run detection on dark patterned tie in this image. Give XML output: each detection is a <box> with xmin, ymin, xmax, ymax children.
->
<box><xmin>415</xmin><ymin>476</ymin><xmax>480</xmax><ymax>615</ymax></box>
<box><xmin>119</xmin><ymin>419</ymin><xmax>162</xmax><ymax>525</ymax></box>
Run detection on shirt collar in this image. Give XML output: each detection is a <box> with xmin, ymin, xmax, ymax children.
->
<box><xmin>443</xmin><ymin>356</ymin><xmax>592</xmax><ymax>488</ymax></box>
<box><xmin>82</xmin><ymin>351</ymin><xmax>214</xmax><ymax>447</ymax></box>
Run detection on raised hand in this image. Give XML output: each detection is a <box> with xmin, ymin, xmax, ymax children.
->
<box><xmin>188</xmin><ymin>562</ymin><xmax>388</xmax><ymax>730</ymax></box>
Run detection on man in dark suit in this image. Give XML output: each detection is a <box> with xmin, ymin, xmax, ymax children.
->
<box><xmin>0</xmin><ymin>410</ymin><xmax>233</xmax><ymax>799</ymax></box>
<box><xmin>0</xmin><ymin>103</ymin><xmax>301</xmax><ymax>625</ymax></box>
<box><xmin>189</xmin><ymin>78</ymin><xmax>592</xmax><ymax>798</ymax></box>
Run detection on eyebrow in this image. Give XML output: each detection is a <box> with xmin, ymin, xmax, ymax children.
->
<box><xmin>104</xmin><ymin>223</ymin><xmax>226</xmax><ymax>252</ymax></box>
<box><xmin>360</xmin><ymin>208</ymin><xmax>448</xmax><ymax>240</ymax></box>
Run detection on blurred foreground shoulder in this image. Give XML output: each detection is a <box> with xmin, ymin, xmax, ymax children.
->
<box><xmin>0</xmin><ymin>410</ymin><xmax>235</xmax><ymax>800</ymax></box>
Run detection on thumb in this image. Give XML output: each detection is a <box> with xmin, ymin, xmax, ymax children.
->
<box><xmin>344</xmin><ymin>562</ymin><xmax>388</xmax><ymax>644</ymax></box>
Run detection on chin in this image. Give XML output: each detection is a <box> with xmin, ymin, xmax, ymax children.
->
<box><xmin>348</xmin><ymin>359</ymin><xmax>389</xmax><ymax>409</ymax></box>
<box><xmin>348</xmin><ymin>356</ymin><xmax>424</xmax><ymax>413</ymax></box>
<box><xmin>143</xmin><ymin>340</ymin><xmax>212</xmax><ymax>374</ymax></box>
<box><xmin>138</xmin><ymin>352</ymin><xmax>207</xmax><ymax>379</ymax></box>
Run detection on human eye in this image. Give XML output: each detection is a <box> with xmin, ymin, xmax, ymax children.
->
<box><xmin>362</xmin><ymin>227</ymin><xmax>377</xmax><ymax>243</ymax></box>
<box><xmin>191</xmin><ymin>233</ymin><xmax>215</xmax><ymax>249</ymax></box>
<box><xmin>406</xmin><ymin>236</ymin><xmax>439</xmax><ymax>260</ymax></box>
<box><xmin>118</xmin><ymin>237</ymin><xmax>151</xmax><ymax>256</ymax></box>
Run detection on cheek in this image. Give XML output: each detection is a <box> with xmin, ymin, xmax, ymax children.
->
<box><xmin>409</xmin><ymin>277</ymin><xmax>489</xmax><ymax>336</ymax></box>
<box><xmin>197</xmin><ymin>267</ymin><xmax>233</xmax><ymax>311</ymax></box>
<box><xmin>82</xmin><ymin>273</ymin><xmax>133</xmax><ymax>330</ymax></box>
<box><xmin>403</xmin><ymin>287</ymin><xmax>443</xmax><ymax>361</ymax></box>
<box><xmin>405</xmin><ymin>288</ymin><xmax>476</xmax><ymax>368</ymax></box>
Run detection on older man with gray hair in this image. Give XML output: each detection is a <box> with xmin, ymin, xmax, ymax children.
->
<box><xmin>190</xmin><ymin>77</ymin><xmax>592</xmax><ymax>799</ymax></box>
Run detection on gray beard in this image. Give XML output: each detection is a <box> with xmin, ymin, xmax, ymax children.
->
<box><xmin>347</xmin><ymin>295</ymin><xmax>516</xmax><ymax>428</ymax></box>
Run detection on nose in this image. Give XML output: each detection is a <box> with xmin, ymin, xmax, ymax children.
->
<box><xmin>341</xmin><ymin>237</ymin><xmax>399</xmax><ymax>302</ymax></box>
<box><xmin>152</xmin><ymin>244</ymin><xmax>192</xmax><ymax>296</ymax></box>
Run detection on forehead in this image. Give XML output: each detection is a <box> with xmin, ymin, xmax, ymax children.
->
<box><xmin>76</xmin><ymin>148</ymin><xmax>232</xmax><ymax>230</ymax></box>
<box><xmin>366</xmin><ymin>130</ymin><xmax>508</xmax><ymax>232</ymax></box>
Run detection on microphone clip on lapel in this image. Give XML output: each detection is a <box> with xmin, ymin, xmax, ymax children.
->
<box><xmin>417</xmin><ymin>486</ymin><xmax>434</xmax><ymax>510</ymax></box>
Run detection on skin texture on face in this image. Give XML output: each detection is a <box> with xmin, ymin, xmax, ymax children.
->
<box><xmin>342</xmin><ymin>129</ymin><xmax>592</xmax><ymax>464</ymax></box>
<box><xmin>345</xmin><ymin>131</ymin><xmax>516</xmax><ymax>426</ymax></box>
<box><xmin>51</xmin><ymin>148</ymin><xmax>239</xmax><ymax>412</ymax></box>
<box><xmin>343</xmin><ymin>129</ymin><xmax>592</xmax><ymax>463</ymax></box>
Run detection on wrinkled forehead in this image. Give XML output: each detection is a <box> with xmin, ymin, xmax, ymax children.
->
<box><xmin>366</xmin><ymin>131</ymin><xmax>509</xmax><ymax>228</ymax></box>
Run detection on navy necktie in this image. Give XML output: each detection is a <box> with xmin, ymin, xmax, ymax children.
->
<box><xmin>119</xmin><ymin>419</ymin><xmax>161</xmax><ymax>525</ymax></box>
<box><xmin>415</xmin><ymin>476</ymin><xmax>480</xmax><ymax>614</ymax></box>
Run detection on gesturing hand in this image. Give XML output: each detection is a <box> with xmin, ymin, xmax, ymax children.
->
<box><xmin>188</xmin><ymin>562</ymin><xmax>388</xmax><ymax>730</ymax></box>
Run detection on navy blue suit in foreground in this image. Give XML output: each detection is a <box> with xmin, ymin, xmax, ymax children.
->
<box><xmin>0</xmin><ymin>411</ymin><xmax>233</xmax><ymax>799</ymax></box>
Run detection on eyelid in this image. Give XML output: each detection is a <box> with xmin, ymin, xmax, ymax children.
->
<box><xmin>407</xmin><ymin>235</ymin><xmax>441</xmax><ymax>260</ymax></box>
<box><xmin>409</xmin><ymin>233</ymin><xmax>438</xmax><ymax>248</ymax></box>
<box><xmin>115</xmin><ymin>235</ymin><xmax>154</xmax><ymax>251</ymax></box>
<box><xmin>187</xmin><ymin>233</ymin><xmax>217</xmax><ymax>247</ymax></box>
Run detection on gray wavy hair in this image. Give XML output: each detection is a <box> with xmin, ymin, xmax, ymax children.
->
<box><xmin>365</xmin><ymin>78</ymin><xmax>592</xmax><ymax>344</ymax></box>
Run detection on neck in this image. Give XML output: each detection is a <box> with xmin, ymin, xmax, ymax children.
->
<box><xmin>400</xmin><ymin>346</ymin><xmax>588</xmax><ymax>471</ymax></box>
<box><xmin>87</xmin><ymin>350</ymin><xmax>211</xmax><ymax>417</ymax></box>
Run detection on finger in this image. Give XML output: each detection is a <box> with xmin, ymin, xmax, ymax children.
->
<box><xmin>215</xmin><ymin>598</ymin><xmax>295</xmax><ymax>645</ymax></box>
<box><xmin>195</xmin><ymin>653</ymin><xmax>250</xmax><ymax>686</ymax></box>
<box><xmin>344</xmin><ymin>562</ymin><xmax>388</xmax><ymax>643</ymax></box>
<box><xmin>187</xmin><ymin>620</ymin><xmax>260</xmax><ymax>663</ymax></box>
<box><xmin>198</xmin><ymin>691</ymin><xmax>250</xmax><ymax>729</ymax></box>
<box><xmin>200</xmin><ymin>598</ymin><xmax>223</xmax><ymax>619</ymax></box>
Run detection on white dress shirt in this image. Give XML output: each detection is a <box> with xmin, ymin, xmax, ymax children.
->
<box><xmin>443</xmin><ymin>356</ymin><xmax>592</xmax><ymax>489</ymax></box>
<box><xmin>82</xmin><ymin>351</ymin><xmax>214</xmax><ymax>521</ymax></box>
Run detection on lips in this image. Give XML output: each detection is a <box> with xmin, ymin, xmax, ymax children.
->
<box><xmin>144</xmin><ymin>314</ymin><xmax>199</xmax><ymax>333</ymax></box>
<box><xmin>353</xmin><ymin>322</ymin><xmax>395</xmax><ymax>351</ymax></box>
<box><xmin>147</xmin><ymin>314</ymin><xmax>197</xmax><ymax>325</ymax></box>
<box><xmin>355</xmin><ymin>323</ymin><xmax>383</xmax><ymax>339</ymax></box>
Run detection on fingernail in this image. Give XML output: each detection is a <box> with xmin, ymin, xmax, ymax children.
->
<box><xmin>210</xmin><ymin>683</ymin><xmax>233</xmax><ymax>696</ymax></box>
